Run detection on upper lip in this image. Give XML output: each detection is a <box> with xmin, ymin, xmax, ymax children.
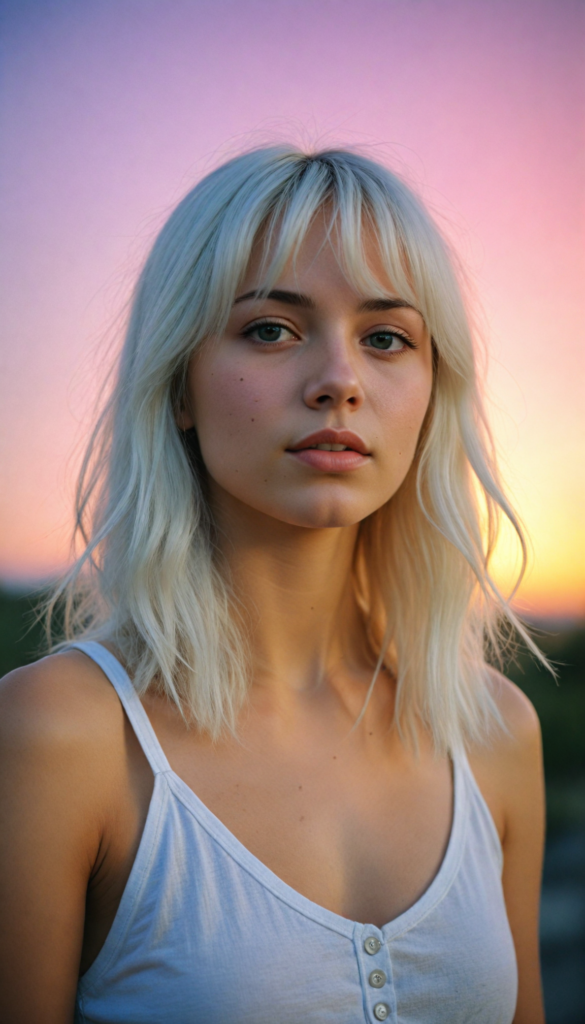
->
<box><xmin>287</xmin><ymin>429</ymin><xmax>370</xmax><ymax>455</ymax></box>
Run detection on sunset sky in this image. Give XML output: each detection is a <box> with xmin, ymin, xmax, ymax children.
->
<box><xmin>0</xmin><ymin>0</ymin><xmax>583</xmax><ymax>619</ymax></box>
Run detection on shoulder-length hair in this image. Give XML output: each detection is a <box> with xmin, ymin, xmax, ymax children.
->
<box><xmin>48</xmin><ymin>145</ymin><xmax>542</xmax><ymax>753</ymax></box>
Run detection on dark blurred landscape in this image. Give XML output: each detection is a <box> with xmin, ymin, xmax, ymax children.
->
<box><xmin>0</xmin><ymin>586</ymin><xmax>583</xmax><ymax>1022</ymax></box>
<box><xmin>504</xmin><ymin>624</ymin><xmax>585</xmax><ymax>1024</ymax></box>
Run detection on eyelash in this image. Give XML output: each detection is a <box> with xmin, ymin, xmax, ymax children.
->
<box><xmin>241</xmin><ymin>318</ymin><xmax>300</xmax><ymax>345</ymax></box>
<box><xmin>362</xmin><ymin>330</ymin><xmax>417</xmax><ymax>353</ymax></box>
<box><xmin>241</xmin><ymin>318</ymin><xmax>417</xmax><ymax>353</ymax></box>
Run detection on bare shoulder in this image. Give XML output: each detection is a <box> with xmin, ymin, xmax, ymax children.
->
<box><xmin>0</xmin><ymin>652</ymin><xmax>144</xmax><ymax>1022</ymax></box>
<box><xmin>469</xmin><ymin>667</ymin><xmax>542</xmax><ymax>766</ymax></box>
<box><xmin>467</xmin><ymin>668</ymin><xmax>544</xmax><ymax>842</ymax></box>
<box><xmin>0</xmin><ymin>649</ymin><xmax>127</xmax><ymax>774</ymax></box>
<box><xmin>485</xmin><ymin>667</ymin><xmax>541</xmax><ymax>746</ymax></box>
<box><xmin>0</xmin><ymin>649</ymin><xmax>139</xmax><ymax>908</ymax></box>
<box><xmin>472</xmin><ymin>675</ymin><xmax>546</xmax><ymax>1021</ymax></box>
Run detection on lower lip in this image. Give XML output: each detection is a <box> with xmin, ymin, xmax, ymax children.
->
<box><xmin>287</xmin><ymin>449</ymin><xmax>370</xmax><ymax>472</ymax></box>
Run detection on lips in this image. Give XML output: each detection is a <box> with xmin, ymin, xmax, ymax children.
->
<box><xmin>286</xmin><ymin>429</ymin><xmax>370</xmax><ymax>473</ymax></box>
<box><xmin>286</xmin><ymin>429</ymin><xmax>370</xmax><ymax>456</ymax></box>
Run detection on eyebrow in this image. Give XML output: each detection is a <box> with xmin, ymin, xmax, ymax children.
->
<box><xmin>234</xmin><ymin>289</ymin><xmax>315</xmax><ymax>308</ymax></box>
<box><xmin>233</xmin><ymin>289</ymin><xmax>417</xmax><ymax>313</ymax></box>
<box><xmin>358</xmin><ymin>297</ymin><xmax>417</xmax><ymax>313</ymax></box>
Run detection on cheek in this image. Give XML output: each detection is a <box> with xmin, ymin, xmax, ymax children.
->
<box><xmin>373</xmin><ymin>371</ymin><xmax>432</xmax><ymax>473</ymax></box>
<box><xmin>398</xmin><ymin>376</ymin><xmax>433</xmax><ymax>438</ymax></box>
<box><xmin>189</xmin><ymin>354</ymin><xmax>286</xmax><ymax>477</ymax></box>
<box><xmin>378</xmin><ymin>365</ymin><xmax>432</xmax><ymax>426</ymax></box>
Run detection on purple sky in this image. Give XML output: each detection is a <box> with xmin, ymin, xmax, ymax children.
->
<box><xmin>1</xmin><ymin>0</ymin><xmax>583</xmax><ymax>614</ymax></box>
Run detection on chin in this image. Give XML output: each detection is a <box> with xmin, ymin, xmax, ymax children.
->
<box><xmin>275</xmin><ymin>497</ymin><xmax>376</xmax><ymax>530</ymax></box>
<box><xmin>212</xmin><ymin>477</ymin><xmax>390</xmax><ymax>531</ymax></box>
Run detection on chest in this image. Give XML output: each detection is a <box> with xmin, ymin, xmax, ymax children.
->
<box><xmin>83</xmin><ymin>708</ymin><xmax>453</xmax><ymax>976</ymax></box>
<box><xmin>80</xmin><ymin>756</ymin><xmax>518</xmax><ymax>1024</ymax></box>
<box><xmin>151</xmin><ymin>728</ymin><xmax>453</xmax><ymax>928</ymax></box>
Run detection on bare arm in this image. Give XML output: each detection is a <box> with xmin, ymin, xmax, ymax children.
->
<box><xmin>0</xmin><ymin>653</ymin><xmax>123</xmax><ymax>1023</ymax></box>
<box><xmin>500</xmin><ymin>684</ymin><xmax>546</xmax><ymax>1024</ymax></box>
<box><xmin>470</xmin><ymin>674</ymin><xmax>546</xmax><ymax>1024</ymax></box>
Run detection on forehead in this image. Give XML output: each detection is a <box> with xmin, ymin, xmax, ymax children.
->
<box><xmin>240</xmin><ymin>204</ymin><xmax>414</xmax><ymax>303</ymax></box>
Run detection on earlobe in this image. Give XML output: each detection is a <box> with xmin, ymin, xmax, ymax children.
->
<box><xmin>174</xmin><ymin>385</ymin><xmax>195</xmax><ymax>431</ymax></box>
<box><xmin>175</xmin><ymin>406</ymin><xmax>195</xmax><ymax>431</ymax></box>
<box><xmin>171</xmin><ymin>368</ymin><xmax>195</xmax><ymax>431</ymax></box>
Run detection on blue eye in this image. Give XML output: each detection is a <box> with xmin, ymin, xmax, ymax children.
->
<box><xmin>365</xmin><ymin>331</ymin><xmax>408</xmax><ymax>351</ymax></box>
<box><xmin>243</xmin><ymin>321</ymin><xmax>296</xmax><ymax>344</ymax></box>
<box><xmin>256</xmin><ymin>324</ymin><xmax>285</xmax><ymax>342</ymax></box>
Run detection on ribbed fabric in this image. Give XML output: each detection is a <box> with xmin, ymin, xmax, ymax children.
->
<box><xmin>73</xmin><ymin>641</ymin><xmax>517</xmax><ymax>1024</ymax></box>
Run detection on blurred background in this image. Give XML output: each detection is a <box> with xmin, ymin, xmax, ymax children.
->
<box><xmin>1</xmin><ymin>0</ymin><xmax>584</xmax><ymax>1019</ymax></box>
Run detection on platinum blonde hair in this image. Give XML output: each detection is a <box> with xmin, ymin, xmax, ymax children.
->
<box><xmin>49</xmin><ymin>145</ymin><xmax>542</xmax><ymax>753</ymax></box>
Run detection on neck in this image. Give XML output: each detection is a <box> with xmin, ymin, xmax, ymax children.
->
<box><xmin>211</xmin><ymin>489</ymin><xmax>371</xmax><ymax>703</ymax></box>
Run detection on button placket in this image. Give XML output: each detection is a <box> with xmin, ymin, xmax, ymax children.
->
<box><xmin>354</xmin><ymin>925</ymin><xmax>396</xmax><ymax>1024</ymax></box>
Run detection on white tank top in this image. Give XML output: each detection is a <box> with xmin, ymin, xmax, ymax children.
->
<box><xmin>73</xmin><ymin>641</ymin><xmax>518</xmax><ymax>1024</ymax></box>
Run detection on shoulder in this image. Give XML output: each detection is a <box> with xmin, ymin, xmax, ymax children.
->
<box><xmin>0</xmin><ymin>648</ymin><xmax>124</xmax><ymax>740</ymax></box>
<box><xmin>466</xmin><ymin>668</ymin><xmax>544</xmax><ymax>842</ymax></box>
<box><xmin>472</xmin><ymin>674</ymin><xmax>546</xmax><ymax>1021</ymax></box>
<box><xmin>0</xmin><ymin>651</ymin><xmax>145</xmax><ymax>1019</ymax></box>
<box><xmin>0</xmin><ymin>648</ymin><xmax>147</xmax><ymax>887</ymax></box>
<box><xmin>468</xmin><ymin>667</ymin><xmax>542</xmax><ymax>765</ymax></box>
<box><xmin>0</xmin><ymin>650</ymin><xmax>129</xmax><ymax>796</ymax></box>
<box><xmin>485</xmin><ymin>667</ymin><xmax>541</xmax><ymax>747</ymax></box>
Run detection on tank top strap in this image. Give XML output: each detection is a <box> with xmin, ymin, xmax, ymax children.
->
<box><xmin>451</xmin><ymin>745</ymin><xmax>476</xmax><ymax>797</ymax></box>
<box><xmin>70</xmin><ymin>640</ymin><xmax>172</xmax><ymax>776</ymax></box>
<box><xmin>452</xmin><ymin>743</ymin><xmax>504</xmax><ymax>867</ymax></box>
<box><xmin>456</xmin><ymin>742</ymin><xmax>488</xmax><ymax>788</ymax></box>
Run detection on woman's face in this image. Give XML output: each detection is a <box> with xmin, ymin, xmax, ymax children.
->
<box><xmin>180</xmin><ymin>215</ymin><xmax>434</xmax><ymax>529</ymax></box>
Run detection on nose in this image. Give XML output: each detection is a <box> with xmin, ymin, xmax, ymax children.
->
<box><xmin>302</xmin><ymin>334</ymin><xmax>365</xmax><ymax>411</ymax></box>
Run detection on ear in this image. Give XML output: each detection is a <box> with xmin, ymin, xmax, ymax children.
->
<box><xmin>172</xmin><ymin>374</ymin><xmax>195</xmax><ymax>431</ymax></box>
<box><xmin>175</xmin><ymin>403</ymin><xmax>195</xmax><ymax>431</ymax></box>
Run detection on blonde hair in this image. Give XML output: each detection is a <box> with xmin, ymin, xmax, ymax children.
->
<box><xmin>49</xmin><ymin>145</ymin><xmax>542</xmax><ymax>752</ymax></box>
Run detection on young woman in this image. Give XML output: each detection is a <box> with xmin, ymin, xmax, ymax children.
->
<box><xmin>0</xmin><ymin>147</ymin><xmax>546</xmax><ymax>1023</ymax></box>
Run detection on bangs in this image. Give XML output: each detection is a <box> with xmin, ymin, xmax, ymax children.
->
<box><xmin>245</xmin><ymin>158</ymin><xmax>422</xmax><ymax>318</ymax></box>
<box><xmin>198</xmin><ymin>149</ymin><xmax>453</xmax><ymax>351</ymax></box>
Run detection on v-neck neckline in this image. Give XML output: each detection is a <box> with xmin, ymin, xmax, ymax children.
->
<box><xmin>75</xmin><ymin>640</ymin><xmax>469</xmax><ymax>943</ymax></box>
<box><xmin>164</xmin><ymin>751</ymin><xmax>467</xmax><ymax>943</ymax></box>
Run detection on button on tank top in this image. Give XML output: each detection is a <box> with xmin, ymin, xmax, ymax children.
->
<box><xmin>73</xmin><ymin>641</ymin><xmax>518</xmax><ymax>1024</ymax></box>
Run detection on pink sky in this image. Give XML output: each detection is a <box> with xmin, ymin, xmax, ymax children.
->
<box><xmin>0</xmin><ymin>0</ymin><xmax>583</xmax><ymax>617</ymax></box>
